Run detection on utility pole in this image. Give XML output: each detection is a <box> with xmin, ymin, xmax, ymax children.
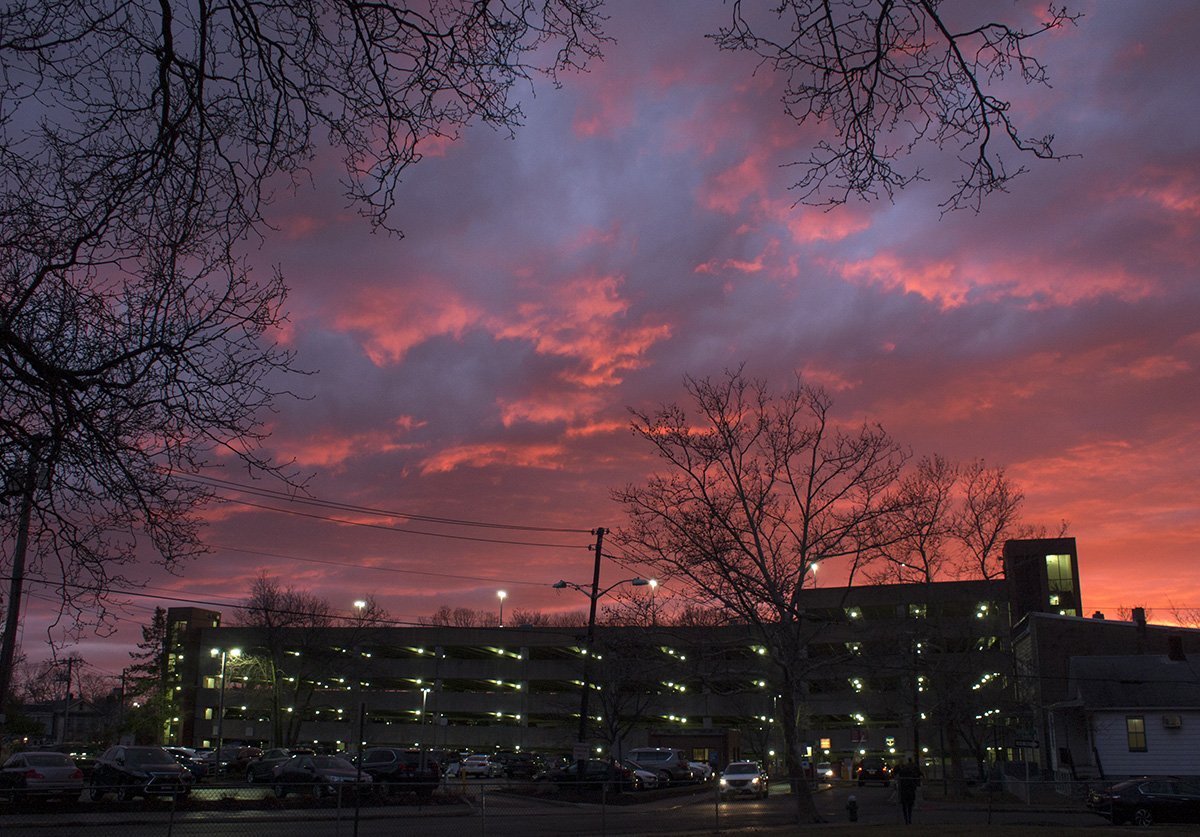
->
<box><xmin>0</xmin><ymin>441</ymin><xmax>44</xmax><ymax>750</ymax></box>
<box><xmin>576</xmin><ymin>527</ymin><xmax>606</xmax><ymax>775</ymax></box>
<box><xmin>60</xmin><ymin>656</ymin><xmax>78</xmax><ymax>744</ymax></box>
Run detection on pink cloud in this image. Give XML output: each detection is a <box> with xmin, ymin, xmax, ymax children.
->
<box><xmin>284</xmin><ymin>419</ymin><xmax>428</xmax><ymax>469</ymax></box>
<box><xmin>419</xmin><ymin>441</ymin><xmax>567</xmax><ymax>475</ymax></box>
<box><xmin>489</xmin><ymin>273</ymin><xmax>672</xmax><ymax>388</ymax></box>
<box><xmin>335</xmin><ymin>284</ymin><xmax>483</xmax><ymax>366</ymax></box>
<box><xmin>698</xmin><ymin>151</ymin><xmax>771</xmax><ymax>214</ymax></box>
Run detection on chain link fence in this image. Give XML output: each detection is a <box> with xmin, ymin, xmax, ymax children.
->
<box><xmin>0</xmin><ymin>774</ymin><xmax>1119</xmax><ymax>837</ymax></box>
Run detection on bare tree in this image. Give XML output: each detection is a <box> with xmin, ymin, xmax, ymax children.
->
<box><xmin>230</xmin><ymin>572</ymin><xmax>393</xmax><ymax>747</ymax></box>
<box><xmin>866</xmin><ymin>454</ymin><xmax>959</xmax><ymax>584</ymax></box>
<box><xmin>611</xmin><ymin>368</ymin><xmax>906</xmax><ymax>823</ymax></box>
<box><xmin>955</xmin><ymin>460</ymin><xmax>1030</xmax><ymax>579</ymax></box>
<box><xmin>1168</xmin><ymin>602</ymin><xmax>1200</xmax><ymax>629</ymax></box>
<box><xmin>0</xmin><ymin>0</ymin><xmax>607</xmax><ymax>728</ymax></box>
<box><xmin>867</xmin><ymin>456</ymin><xmax>1031</xmax><ymax>583</ymax></box>
<box><xmin>711</xmin><ymin>1</ymin><xmax>1080</xmax><ymax>210</ymax></box>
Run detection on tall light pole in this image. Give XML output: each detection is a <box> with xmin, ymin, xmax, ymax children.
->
<box><xmin>553</xmin><ymin>527</ymin><xmax>655</xmax><ymax>774</ymax></box>
<box><xmin>211</xmin><ymin>647</ymin><xmax>240</xmax><ymax>766</ymax></box>
<box><xmin>497</xmin><ymin>590</ymin><xmax>507</xmax><ymax>627</ymax></box>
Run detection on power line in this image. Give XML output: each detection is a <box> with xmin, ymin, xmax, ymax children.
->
<box><xmin>212</xmin><ymin>495</ymin><xmax>590</xmax><ymax>548</ymax></box>
<box><xmin>204</xmin><ymin>543</ymin><xmax>558</xmax><ymax>587</ymax></box>
<box><xmin>187</xmin><ymin>473</ymin><xmax>593</xmax><ymax>539</ymax></box>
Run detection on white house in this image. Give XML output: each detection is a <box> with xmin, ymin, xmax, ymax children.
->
<box><xmin>1048</xmin><ymin>649</ymin><xmax>1200</xmax><ymax>780</ymax></box>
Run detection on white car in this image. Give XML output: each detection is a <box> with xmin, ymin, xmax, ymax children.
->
<box><xmin>690</xmin><ymin>761</ymin><xmax>713</xmax><ymax>781</ymax></box>
<box><xmin>719</xmin><ymin>761</ymin><xmax>769</xmax><ymax>800</ymax></box>
<box><xmin>450</xmin><ymin>754</ymin><xmax>503</xmax><ymax>778</ymax></box>
<box><xmin>619</xmin><ymin>758</ymin><xmax>659</xmax><ymax>790</ymax></box>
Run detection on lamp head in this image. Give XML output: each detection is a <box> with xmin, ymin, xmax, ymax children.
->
<box><xmin>552</xmin><ymin>581</ymin><xmax>567</xmax><ymax>589</ymax></box>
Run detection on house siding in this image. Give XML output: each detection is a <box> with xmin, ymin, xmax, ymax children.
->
<box><xmin>1091</xmin><ymin>710</ymin><xmax>1200</xmax><ymax>777</ymax></box>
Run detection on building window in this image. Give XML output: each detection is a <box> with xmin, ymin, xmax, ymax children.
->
<box><xmin>1045</xmin><ymin>554</ymin><xmax>1077</xmax><ymax>615</ymax></box>
<box><xmin>1127</xmin><ymin>716</ymin><xmax>1147</xmax><ymax>752</ymax></box>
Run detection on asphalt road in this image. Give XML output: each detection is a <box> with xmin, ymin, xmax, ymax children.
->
<box><xmin>0</xmin><ymin>780</ymin><xmax>1110</xmax><ymax>837</ymax></box>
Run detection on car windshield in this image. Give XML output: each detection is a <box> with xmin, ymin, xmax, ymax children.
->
<box><xmin>26</xmin><ymin>754</ymin><xmax>74</xmax><ymax>767</ymax></box>
<box><xmin>726</xmin><ymin>762</ymin><xmax>759</xmax><ymax>773</ymax></box>
<box><xmin>313</xmin><ymin>756</ymin><xmax>355</xmax><ymax>771</ymax></box>
<box><xmin>126</xmin><ymin>749</ymin><xmax>175</xmax><ymax>767</ymax></box>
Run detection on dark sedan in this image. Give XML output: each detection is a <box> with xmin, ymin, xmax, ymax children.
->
<box><xmin>537</xmin><ymin>759</ymin><xmax>637</xmax><ymax>792</ymax></box>
<box><xmin>246</xmin><ymin>748</ymin><xmax>314</xmax><ymax>783</ymax></box>
<box><xmin>271</xmin><ymin>754</ymin><xmax>372</xmax><ymax>799</ymax></box>
<box><xmin>0</xmin><ymin>752</ymin><xmax>84</xmax><ymax>805</ymax></box>
<box><xmin>1088</xmin><ymin>777</ymin><xmax>1200</xmax><ymax>826</ymax></box>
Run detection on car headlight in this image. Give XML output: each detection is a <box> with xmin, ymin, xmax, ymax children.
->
<box><xmin>720</xmin><ymin>778</ymin><xmax>728</xmax><ymax>786</ymax></box>
<box><xmin>751</xmin><ymin>777</ymin><xmax>760</xmax><ymax>785</ymax></box>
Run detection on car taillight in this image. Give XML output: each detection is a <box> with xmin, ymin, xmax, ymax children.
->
<box><xmin>71</xmin><ymin>769</ymin><xmax>84</xmax><ymax>779</ymax></box>
<box><xmin>23</xmin><ymin>769</ymin><xmax>45</xmax><ymax>779</ymax></box>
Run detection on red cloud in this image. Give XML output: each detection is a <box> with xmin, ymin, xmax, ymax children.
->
<box><xmin>335</xmin><ymin>283</ymin><xmax>483</xmax><ymax>366</ymax></box>
<box><xmin>284</xmin><ymin>418</ymin><xmax>428</xmax><ymax>469</ymax></box>
<box><xmin>419</xmin><ymin>441</ymin><xmax>567</xmax><ymax>474</ymax></box>
<box><xmin>489</xmin><ymin>273</ymin><xmax>672</xmax><ymax>389</ymax></box>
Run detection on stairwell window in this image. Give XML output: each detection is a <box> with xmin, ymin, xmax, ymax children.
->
<box><xmin>1127</xmin><ymin>716</ymin><xmax>1147</xmax><ymax>752</ymax></box>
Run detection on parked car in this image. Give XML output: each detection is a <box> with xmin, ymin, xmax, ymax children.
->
<box><xmin>446</xmin><ymin>754</ymin><xmax>503</xmax><ymax>778</ymax></box>
<box><xmin>618</xmin><ymin>758</ymin><xmax>659</xmax><ymax>790</ymax></box>
<box><xmin>719</xmin><ymin>761</ymin><xmax>769</xmax><ymax>800</ymax></box>
<box><xmin>163</xmin><ymin>747</ymin><xmax>208</xmax><ymax>781</ymax></box>
<box><xmin>538</xmin><ymin>758</ymin><xmax>638</xmax><ymax>791</ymax></box>
<box><xmin>1087</xmin><ymin>777</ymin><xmax>1200</xmax><ymax>825</ymax></box>
<box><xmin>625</xmin><ymin>748</ymin><xmax>693</xmax><ymax>785</ymax></box>
<box><xmin>358</xmin><ymin>748</ymin><xmax>440</xmax><ymax>802</ymax></box>
<box><xmin>856</xmin><ymin>756</ymin><xmax>891</xmax><ymax>786</ymax></box>
<box><xmin>0</xmin><ymin>751</ymin><xmax>85</xmax><ymax>805</ymax></box>
<box><xmin>246</xmin><ymin>748</ymin><xmax>314</xmax><ymax>783</ymax></box>
<box><xmin>89</xmin><ymin>746</ymin><xmax>192</xmax><ymax>801</ymax></box>
<box><xmin>690</xmin><ymin>761</ymin><xmax>714</xmax><ymax>781</ymax></box>
<box><xmin>271</xmin><ymin>754</ymin><xmax>372</xmax><ymax>799</ymax></box>
<box><xmin>489</xmin><ymin>750</ymin><xmax>544</xmax><ymax>779</ymax></box>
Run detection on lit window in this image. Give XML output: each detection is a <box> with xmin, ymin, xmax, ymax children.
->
<box><xmin>1126</xmin><ymin>716</ymin><xmax>1147</xmax><ymax>752</ymax></box>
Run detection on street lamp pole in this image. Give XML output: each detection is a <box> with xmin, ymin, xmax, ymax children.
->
<box><xmin>580</xmin><ymin>527</ymin><xmax>605</xmax><ymax>753</ymax></box>
<box><xmin>551</xmin><ymin>528</ymin><xmax>655</xmax><ymax>775</ymax></box>
<box><xmin>212</xmin><ymin>648</ymin><xmax>240</xmax><ymax>767</ymax></box>
<box><xmin>497</xmin><ymin>590</ymin><xmax>507</xmax><ymax>627</ymax></box>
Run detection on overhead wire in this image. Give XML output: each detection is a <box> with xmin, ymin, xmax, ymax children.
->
<box><xmin>185</xmin><ymin>473</ymin><xmax>594</xmax><ymax>545</ymax></box>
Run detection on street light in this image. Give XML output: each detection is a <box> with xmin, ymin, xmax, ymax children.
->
<box><xmin>497</xmin><ymin>590</ymin><xmax>507</xmax><ymax>627</ymax></box>
<box><xmin>553</xmin><ymin>527</ymin><xmax>656</xmax><ymax>773</ymax></box>
<box><xmin>211</xmin><ymin>647</ymin><xmax>240</xmax><ymax>767</ymax></box>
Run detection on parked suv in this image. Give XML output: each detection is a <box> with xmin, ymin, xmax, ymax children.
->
<box><xmin>246</xmin><ymin>748</ymin><xmax>314</xmax><ymax>783</ymax></box>
<box><xmin>626</xmin><ymin>748</ymin><xmax>693</xmax><ymax>784</ymax></box>
<box><xmin>358</xmin><ymin>748</ymin><xmax>440</xmax><ymax>802</ymax></box>
<box><xmin>89</xmin><ymin>746</ymin><xmax>191</xmax><ymax>801</ymax></box>
<box><xmin>856</xmin><ymin>756</ymin><xmax>891</xmax><ymax>786</ymax></box>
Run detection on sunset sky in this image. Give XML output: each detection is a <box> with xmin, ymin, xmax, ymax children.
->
<box><xmin>23</xmin><ymin>1</ymin><xmax>1200</xmax><ymax>677</ymax></box>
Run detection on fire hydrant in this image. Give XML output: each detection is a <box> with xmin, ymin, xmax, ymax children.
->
<box><xmin>846</xmin><ymin>794</ymin><xmax>859</xmax><ymax>822</ymax></box>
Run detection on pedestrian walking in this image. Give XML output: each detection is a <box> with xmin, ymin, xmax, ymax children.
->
<box><xmin>896</xmin><ymin>758</ymin><xmax>923</xmax><ymax>825</ymax></box>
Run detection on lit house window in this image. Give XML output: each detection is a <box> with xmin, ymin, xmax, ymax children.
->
<box><xmin>1126</xmin><ymin>716</ymin><xmax>1147</xmax><ymax>752</ymax></box>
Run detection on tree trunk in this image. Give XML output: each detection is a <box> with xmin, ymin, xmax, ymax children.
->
<box><xmin>778</xmin><ymin>685</ymin><xmax>820</xmax><ymax>823</ymax></box>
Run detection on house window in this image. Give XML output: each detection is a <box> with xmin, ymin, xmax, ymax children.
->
<box><xmin>1126</xmin><ymin>716</ymin><xmax>1147</xmax><ymax>752</ymax></box>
